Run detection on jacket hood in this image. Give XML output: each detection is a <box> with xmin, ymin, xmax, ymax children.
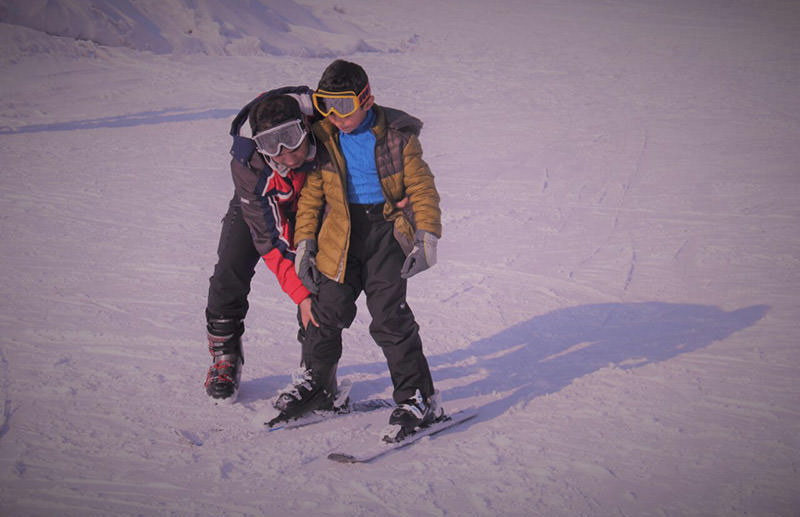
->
<box><xmin>229</xmin><ymin>85</ymin><xmax>316</xmax><ymax>168</ymax></box>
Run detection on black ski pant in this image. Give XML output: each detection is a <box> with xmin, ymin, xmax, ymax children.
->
<box><xmin>206</xmin><ymin>195</ymin><xmax>261</xmax><ymax>326</ymax></box>
<box><xmin>299</xmin><ymin>203</ymin><xmax>435</xmax><ymax>404</ymax></box>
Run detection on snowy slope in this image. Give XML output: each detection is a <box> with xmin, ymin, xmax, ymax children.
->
<box><xmin>1</xmin><ymin>0</ymin><xmax>799</xmax><ymax>515</ymax></box>
<box><xmin>0</xmin><ymin>0</ymin><xmax>411</xmax><ymax>58</ymax></box>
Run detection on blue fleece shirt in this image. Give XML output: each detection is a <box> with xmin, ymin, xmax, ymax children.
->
<box><xmin>340</xmin><ymin>109</ymin><xmax>385</xmax><ymax>204</ymax></box>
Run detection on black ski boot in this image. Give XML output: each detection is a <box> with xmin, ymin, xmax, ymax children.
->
<box><xmin>382</xmin><ymin>390</ymin><xmax>443</xmax><ymax>443</ymax></box>
<box><xmin>204</xmin><ymin>317</ymin><xmax>244</xmax><ymax>404</ymax></box>
<box><xmin>272</xmin><ymin>363</ymin><xmax>338</xmax><ymax>421</ymax></box>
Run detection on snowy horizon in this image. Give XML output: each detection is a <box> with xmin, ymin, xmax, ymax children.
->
<box><xmin>0</xmin><ymin>0</ymin><xmax>415</xmax><ymax>61</ymax></box>
<box><xmin>1</xmin><ymin>0</ymin><xmax>799</xmax><ymax>515</ymax></box>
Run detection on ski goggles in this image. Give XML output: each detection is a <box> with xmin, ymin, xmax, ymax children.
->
<box><xmin>252</xmin><ymin>119</ymin><xmax>308</xmax><ymax>157</ymax></box>
<box><xmin>312</xmin><ymin>83</ymin><xmax>371</xmax><ymax>118</ymax></box>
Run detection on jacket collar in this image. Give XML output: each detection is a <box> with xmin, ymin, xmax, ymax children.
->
<box><xmin>316</xmin><ymin>105</ymin><xmax>387</xmax><ymax>142</ymax></box>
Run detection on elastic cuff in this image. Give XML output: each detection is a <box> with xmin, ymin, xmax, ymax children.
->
<box><xmin>288</xmin><ymin>284</ymin><xmax>311</xmax><ymax>305</ymax></box>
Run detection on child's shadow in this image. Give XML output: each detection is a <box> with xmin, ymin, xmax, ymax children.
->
<box><xmin>340</xmin><ymin>302</ymin><xmax>768</xmax><ymax>421</ymax></box>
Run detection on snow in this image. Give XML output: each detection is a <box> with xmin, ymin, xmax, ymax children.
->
<box><xmin>0</xmin><ymin>0</ymin><xmax>399</xmax><ymax>58</ymax></box>
<box><xmin>1</xmin><ymin>0</ymin><xmax>799</xmax><ymax>515</ymax></box>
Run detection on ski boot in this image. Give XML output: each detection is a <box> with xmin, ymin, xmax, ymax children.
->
<box><xmin>204</xmin><ymin>317</ymin><xmax>244</xmax><ymax>405</ymax></box>
<box><xmin>382</xmin><ymin>390</ymin><xmax>443</xmax><ymax>443</ymax></box>
<box><xmin>272</xmin><ymin>364</ymin><xmax>339</xmax><ymax>422</ymax></box>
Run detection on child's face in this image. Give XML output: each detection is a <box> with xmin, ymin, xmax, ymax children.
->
<box><xmin>327</xmin><ymin>96</ymin><xmax>374</xmax><ymax>134</ymax></box>
<box><xmin>272</xmin><ymin>137</ymin><xmax>310</xmax><ymax>169</ymax></box>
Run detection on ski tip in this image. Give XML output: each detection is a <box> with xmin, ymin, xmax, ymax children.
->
<box><xmin>266</xmin><ymin>415</ymin><xmax>285</xmax><ymax>428</ymax></box>
<box><xmin>327</xmin><ymin>452</ymin><xmax>360</xmax><ymax>464</ymax></box>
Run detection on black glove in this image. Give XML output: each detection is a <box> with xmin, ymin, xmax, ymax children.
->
<box><xmin>400</xmin><ymin>230</ymin><xmax>438</xmax><ymax>279</ymax></box>
<box><xmin>295</xmin><ymin>239</ymin><xmax>320</xmax><ymax>294</ymax></box>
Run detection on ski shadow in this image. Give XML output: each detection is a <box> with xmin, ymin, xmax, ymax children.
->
<box><xmin>0</xmin><ymin>107</ymin><xmax>237</xmax><ymax>134</ymax></box>
<box><xmin>341</xmin><ymin>302</ymin><xmax>768</xmax><ymax>422</ymax></box>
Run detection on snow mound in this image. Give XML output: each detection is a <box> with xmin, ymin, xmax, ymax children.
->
<box><xmin>0</xmin><ymin>0</ymin><xmax>410</xmax><ymax>60</ymax></box>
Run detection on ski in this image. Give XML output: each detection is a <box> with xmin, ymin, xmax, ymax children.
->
<box><xmin>327</xmin><ymin>407</ymin><xmax>478</xmax><ymax>463</ymax></box>
<box><xmin>263</xmin><ymin>379</ymin><xmax>393</xmax><ymax>430</ymax></box>
<box><xmin>266</xmin><ymin>398</ymin><xmax>394</xmax><ymax>431</ymax></box>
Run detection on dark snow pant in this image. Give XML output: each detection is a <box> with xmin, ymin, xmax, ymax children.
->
<box><xmin>299</xmin><ymin>203</ymin><xmax>435</xmax><ymax>404</ymax></box>
<box><xmin>206</xmin><ymin>195</ymin><xmax>260</xmax><ymax>327</ymax></box>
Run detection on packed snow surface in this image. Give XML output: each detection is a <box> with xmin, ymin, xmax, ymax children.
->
<box><xmin>1</xmin><ymin>0</ymin><xmax>799</xmax><ymax>515</ymax></box>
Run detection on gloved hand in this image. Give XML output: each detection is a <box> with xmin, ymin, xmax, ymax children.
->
<box><xmin>295</xmin><ymin>239</ymin><xmax>320</xmax><ymax>294</ymax></box>
<box><xmin>400</xmin><ymin>230</ymin><xmax>438</xmax><ymax>279</ymax></box>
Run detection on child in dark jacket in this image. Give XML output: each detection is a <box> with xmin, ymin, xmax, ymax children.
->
<box><xmin>204</xmin><ymin>88</ymin><xmax>323</xmax><ymax>404</ymax></box>
<box><xmin>288</xmin><ymin>59</ymin><xmax>443</xmax><ymax>441</ymax></box>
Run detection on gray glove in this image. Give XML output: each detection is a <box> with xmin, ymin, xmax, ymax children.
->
<box><xmin>400</xmin><ymin>230</ymin><xmax>438</xmax><ymax>279</ymax></box>
<box><xmin>295</xmin><ymin>239</ymin><xmax>320</xmax><ymax>294</ymax></box>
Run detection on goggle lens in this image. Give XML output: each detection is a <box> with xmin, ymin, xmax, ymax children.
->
<box><xmin>252</xmin><ymin>119</ymin><xmax>307</xmax><ymax>157</ymax></box>
<box><xmin>317</xmin><ymin>96</ymin><xmax>357</xmax><ymax>117</ymax></box>
<box><xmin>312</xmin><ymin>83</ymin><xmax>371</xmax><ymax>118</ymax></box>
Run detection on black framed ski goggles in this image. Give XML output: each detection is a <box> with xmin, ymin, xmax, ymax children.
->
<box><xmin>252</xmin><ymin>119</ymin><xmax>308</xmax><ymax>157</ymax></box>
<box><xmin>312</xmin><ymin>83</ymin><xmax>371</xmax><ymax>118</ymax></box>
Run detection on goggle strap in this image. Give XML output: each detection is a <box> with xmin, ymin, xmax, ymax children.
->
<box><xmin>357</xmin><ymin>83</ymin><xmax>371</xmax><ymax>103</ymax></box>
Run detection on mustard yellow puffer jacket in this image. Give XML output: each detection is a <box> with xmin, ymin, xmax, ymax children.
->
<box><xmin>295</xmin><ymin>105</ymin><xmax>442</xmax><ymax>283</ymax></box>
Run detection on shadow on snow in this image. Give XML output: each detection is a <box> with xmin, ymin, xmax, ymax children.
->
<box><xmin>241</xmin><ymin>302</ymin><xmax>768</xmax><ymax>425</ymax></box>
<box><xmin>357</xmin><ymin>302</ymin><xmax>765</xmax><ymax>418</ymax></box>
<box><xmin>0</xmin><ymin>107</ymin><xmax>237</xmax><ymax>134</ymax></box>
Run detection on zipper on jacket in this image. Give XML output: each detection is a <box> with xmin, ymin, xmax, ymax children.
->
<box><xmin>332</xmin><ymin>131</ymin><xmax>350</xmax><ymax>283</ymax></box>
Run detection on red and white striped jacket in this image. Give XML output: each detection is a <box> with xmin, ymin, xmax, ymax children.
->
<box><xmin>231</xmin><ymin>149</ymin><xmax>315</xmax><ymax>304</ymax></box>
<box><xmin>227</xmin><ymin>86</ymin><xmax>321</xmax><ymax>304</ymax></box>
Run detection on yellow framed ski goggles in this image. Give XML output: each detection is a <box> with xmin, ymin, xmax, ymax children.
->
<box><xmin>312</xmin><ymin>83</ymin><xmax>371</xmax><ymax>118</ymax></box>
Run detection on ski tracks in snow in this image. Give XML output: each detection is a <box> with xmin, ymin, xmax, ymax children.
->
<box><xmin>0</xmin><ymin>349</ymin><xmax>13</xmax><ymax>444</ymax></box>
